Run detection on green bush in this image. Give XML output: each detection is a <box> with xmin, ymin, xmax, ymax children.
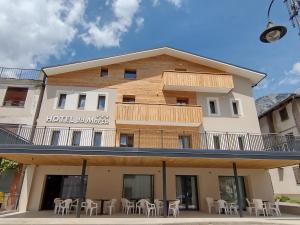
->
<box><xmin>0</xmin><ymin>159</ymin><xmax>18</xmax><ymax>174</ymax></box>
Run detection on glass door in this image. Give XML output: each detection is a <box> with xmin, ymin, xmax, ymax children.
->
<box><xmin>176</xmin><ymin>175</ymin><xmax>199</xmax><ymax>210</ymax></box>
<box><xmin>218</xmin><ymin>176</ymin><xmax>247</xmax><ymax>209</ymax></box>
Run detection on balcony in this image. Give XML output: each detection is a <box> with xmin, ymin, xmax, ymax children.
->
<box><xmin>162</xmin><ymin>71</ymin><xmax>234</xmax><ymax>93</ymax></box>
<box><xmin>0</xmin><ymin>67</ymin><xmax>42</xmax><ymax>80</ymax></box>
<box><xmin>116</xmin><ymin>103</ymin><xmax>202</xmax><ymax>126</ymax></box>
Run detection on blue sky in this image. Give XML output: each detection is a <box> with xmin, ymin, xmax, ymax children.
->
<box><xmin>1</xmin><ymin>0</ymin><xmax>300</xmax><ymax>98</ymax></box>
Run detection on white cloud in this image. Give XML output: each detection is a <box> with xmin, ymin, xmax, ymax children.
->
<box><xmin>0</xmin><ymin>0</ymin><xmax>86</xmax><ymax>68</ymax></box>
<box><xmin>279</xmin><ymin>61</ymin><xmax>300</xmax><ymax>86</ymax></box>
<box><xmin>289</xmin><ymin>62</ymin><xmax>300</xmax><ymax>75</ymax></box>
<box><xmin>135</xmin><ymin>17</ymin><xmax>144</xmax><ymax>32</ymax></box>
<box><xmin>81</xmin><ymin>0</ymin><xmax>141</xmax><ymax>48</ymax></box>
<box><xmin>152</xmin><ymin>0</ymin><xmax>183</xmax><ymax>8</ymax></box>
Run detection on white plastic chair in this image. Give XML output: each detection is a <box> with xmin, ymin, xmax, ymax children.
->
<box><xmin>123</xmin><ymin>198</ymin><xmax>135</xmax><ymax>214</ymax></box>
<box><xmin>253</xmin><ymin>199</ymin><xmax>268</xmax><ymax>216</ymax></box>
<box><xmin>136</xmin><ymin>199</ymin><xmax>146</xmax><ymax>215</ymax></box>
<box><xmin>205</xmin><ymin>197</ymin><xmax>215</xmax><ymax>214</ymax></box>
<box><xmin>58</xmin><ymin>198</ymin><xmax>72</xmax><ymax>216</ymax></box>
<box><xmin>168</xmin><ymin>200</ymin><xmax>180</xmax><ymax>217</ymax></box>
<box><xmin>154</xmin><ymin>199</ymin><xmax>164</xmax><ymax>216</ymax></box>
<box><xmin>104</xmin><ymin>199</ymin><xmax>117</xmax><ymax>216</ymax></box>
<box><xmin>53</xmin><ymin>198</ymin><xmax>62</xmax><ymax>214</ymax></box>
<box><xmin>145</xmin><ymin>200</ymin><xmax>156</xmax><ymax>217</ymax></box>
<box><xmin>229</xmin><ymin>202</ymin><xmax>239</xmax><ymax>215</ymax></box>
<box><xmin>246</xmin><ymin>198</ymin><xmax>255</xmax><ymax>216</ymax></box>
<box><xmin>85</xmin><ymin>199</ymin><xmax>98</xmax><ymax>216</ymax></box>
<box><xmin>70</xmin><ymin>199</ymin><xmax>79</xmax><ymax>212</ymax></box>
<box><xmin>268</xmin><ymin>199</ymin><xmax>281</xmax><ymax>216</ymax></box>
<box><xmin>217</xmin><ymin>199</ymin><xmax>229</xmax><ymax>215</ymax></box>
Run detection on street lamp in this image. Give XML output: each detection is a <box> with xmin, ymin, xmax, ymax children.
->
<box><xmin>260</xmin><ymin>0</ymin><xmax>300</xmax><ymax>43</ymax></box>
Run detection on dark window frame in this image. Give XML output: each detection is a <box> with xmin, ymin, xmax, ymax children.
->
<box><xmin>124</xmin><ymin>69</ymin><xmax>137</xmax><ymax>80</ymax></box>
<box><xmin>57</xmin><ymin>93</ymin><xmax>66</xmax><ymax>109</ymax></box>
<box><xmin>179</xmin><ymin>135</ymin><xmax>191</xmax><ymax>149</ymax></box>
<box><xmin>50</xmin><ymin>130</ymin><xmax>60</xmax><ymax>146</ymax></box>
<box><xmin>77</xmin><ymin>94</ymin><xmax>86</xmax><ymax>110</ymax></box>
<box><xmin>97</xmin><ymin>95</ymin><xmax>106</xmax><ymax>110</ymax></box>
<box><xmin>176</xmin><ymin>97</ymin><xmax>189</xmax><ymax>105</ymax></box>
<box><xmin>3</xmin><ymin>87</ymin><xmax>28</xmax><ymax>107</ymax></box>
<box><xmin>93</xmin><ymin>132</ymin><xmax>102</xmax><ymax>147</ymax></box>
<box><xmin>209</xmin><ymin>100</ymin><xmax>217</xmax><ymax>115</ymax></box>
<box><xmin>72</xmin><ymin>131</ymin><xmax>81</xmax><ymax>146</ymax></box>
<box><xmin>279</xmin><ymin>107</ymin><xmax>289</xmax><ymax>121</ymax></box>
<box><xmin>120</xmin><ymin>133</ymin><xmax>134</xmax><ymax>147</ymax></box>
<box><xmin>100</xmin><ymin>68</ymin><xmax>108</xmax><ymax>77</ymax></box>
<box><xmin>213</xmin><ymin>135</ymin><xmax>221</xmax><ymax>149</ymax></box>
<box><xmin>232</xmin><ymin>101</ymin><xmax>239</xmax><ymax>115</ymax></box>
<box><xmin>122</xmin><ymin>95</ymin><xmax>135</xmax><ymax>103</ymax></box>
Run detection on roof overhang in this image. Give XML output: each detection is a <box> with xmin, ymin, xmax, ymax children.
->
<box><xmin>1</xmin><ymin>145</ymin><xmax>300</xmax><ymax>169</ymax></box>
<box><xmin>43</xmin><ymin>47</ymin><xmax>266</xmax><ymax>86</ymax></box>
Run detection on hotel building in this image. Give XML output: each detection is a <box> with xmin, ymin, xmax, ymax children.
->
<box><xmin>0</xmin><ymin>47</ymin><xmax>299</xmax><ymax>216</ymax></box>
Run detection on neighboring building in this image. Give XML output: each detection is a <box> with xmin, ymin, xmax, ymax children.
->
<box><xmin>0</xmin><ymin>47</ymin><xmax>299</xmax><ymax>216</ymax></box>
<box><xmin>256</xmin><ymin>93</ymin><xmax>300</xmax><ymax>199</ymax></box>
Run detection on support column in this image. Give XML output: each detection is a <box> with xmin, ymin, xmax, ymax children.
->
<box><xmin>162</xmin><ymin>161</ymin><xmax>167</xmax><ymax>217</ymax></box>
<box><xmin>76</xmin><ymin>159</ymin><xmax>87</xmax><ymax>218</ymax></box>
<box><xmin>233</xmin><ymin>162</ymin><xmax>243</xmax><ymax>217</ymax></box>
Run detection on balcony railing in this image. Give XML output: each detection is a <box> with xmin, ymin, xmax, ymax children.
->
<box><xmin>162</xmin><ymin>71</ymin><xmax>234</xmax><ymax>93</ymax></box>
<box><xmin>116</xmin><ymin>103</ymin><xmax>202</xmax><ymax>126</ymax></box>
<box><xmin>0</xmin><ymin>125</ymin><xmax>299</xmax><ymax>152</ymax></box>
<box><xmin>0</xmin><ymin>67</ymin><xmax>42</xmax><ymax>80</ymax></box>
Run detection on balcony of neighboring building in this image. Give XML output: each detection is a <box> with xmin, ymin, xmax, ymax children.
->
<box><xmin>162</xmin><ymin>71</ymin><xmax>234</xmax><ymax>93</ymax></box>
<box><xmin>115</xmin><ymin>102</ymin><xmax>202</xmax><ymax>127</ymax></box>
<box><xmin>0</xmin><ymin>66</ymin><xmax>42</xmax><ymax>81</ymax></box>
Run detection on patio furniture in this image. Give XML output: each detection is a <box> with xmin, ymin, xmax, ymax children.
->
<box><xmin>253</xmin><ymin>199</ymin><xmax>268</xmax><ymax>216</ymax></box>
<box><xmin>123</xmin><ymin>198</ymin><xmax>135</xmax><ymax>214</ymax></box>
<box><xmin>168</xmin><ymin>200</ymin><xmax>180</xmax><ymax>217</ymax></box>
<box><xmin>103</xmin><ymin>198</ymin><xmax>117</xmax><ymax>216</ymax></box>
<box><xmin>268</xmin><ymin>199</ymin><xmax>281</xmax><ymax>216</ymax></box>
<box><xmin>85</xmin><ymin>199</ymin><xmax>98</xmax><ymax>216</ymax></box>
<box><xmin>217</xmin><ymin>199</ymin><xmax>229</xmax><ymax>215</ymax></box>
<box><xmin>205</xmin><ymin>197</ymin><xmax>216</xmax><ymax>214</ymax></box>
<box><xmin>136</xmin><ymin>199</ymin><xmax>146</xmax><ymax>215</ymax></box>
<box><xmin>58</xmin><ymin>198</ymin><xmax>72</xmax><ymax>216</ymax></box>
<box><xmin>70</xmin><ymin>199</ymin><xmax>79</xmax><ymax>212</ymax></box>
<box><xmin>229</xmin><ymin>202</ymin><xmax>239</xmax><ymax>215</ymax></box>
<box><xmin>145</xmin><ymin>200</ymin><xmax>156</xmax><ymax>217</ymax></box>
<box><xmin>154</xmin><ymin>199</ymin><xmax>164</xmax><ymax>216</ymax></box>
<box><xmin>53</xmin><ymin>198</ymin><xmax>62</xmax><ymax>214</ymax></box>
<box><xmin>246</xmin><ymin>198</ymin><xmax>255</xmax><ymax>216</ymax></box>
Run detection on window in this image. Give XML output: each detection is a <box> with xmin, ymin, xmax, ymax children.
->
<box><xmin>120</xmin><ymin>133</ymin><xmax>134</xmax><ymax>147</ymax></box>
<box><xmin>93</xmin><ymin>132</ymin><xmax>102</xmax><ymax>147</ymax></box>
<box><xmin>124</xmin><ymin>70</ymin><xmax>136</xmax><ymax>79</ymax></box>
<box><xmin>97</xmin><ymin>95</ymin><xmax>106</xmax><ymax>110</ymax></box>
<box><xmin>57</xmin><ymin>94</ymin><xmax>66</xmax><ymax>109</ymax></box>
<box><xmin>3</xmin><ymin>87</ymin><xmax>28</xmax><ymax>107</ymax></box>
<box><xmin>232</xmin><ymin>101</ymin><xmax>238</xmax><ymax>115</ymax></box>
<box><xmin>72</xmin><ymin>131</ymin><xmax>81</xmax><ymax>146</ymax></box>
<box><xmin>123</xmin><ymin>95</ymin><xmax>135</xmax><ymax>103</ymax></box>
<box><xmin>279</xmin><ymin>107</ymin><xmax>289</xmax><ymax>121</ymax></box>
<box><xmin>100</xmin><ymin>68</ymin><xmax>108</xmax><ymax>77</ymax></box>
<box><xmin>293</xmin><ymin>166</ymin><xmax>300</xmax><ymax>184</ymax></box>
<box><xmin>238</xmin><ymin>136</ymin><xmax>244</xmax><ymax>150</ymax></box>
<box><xmin>213</xmin><ymin>135</ymin><xmax>221</xmax><ymax>149</ymax></box>
<box><xmin>179</xmin><ymin>135</ymin><xmax>191</xmax><ymax>148</ymax></box>
<box><xmin>50</xmin><ymin>131</ymin><xmax>60</xmax><ymax>146</ymax></box>
<box><xmin>176</xmin><ymin>98</ymin><xmax>189</xmax><ymax>105</ymax></box>
<box><xmin>77</xmin><ymin>94</ymin><xmax>86</xmax><ymax>109</ymax></box>
<box><xmin>230</xmin><ymin>99</ymin><xmax>242</xmax><ymax>116</ymax></box>
<box><xmin>207</xmin><ymin>98</ymin><xmax>219</xmax><ymax>115</ymax></box>
<box><xmin>123</xmin><ymin>175</ymin><xmax>153</xmax><ymax>201</ymax></box>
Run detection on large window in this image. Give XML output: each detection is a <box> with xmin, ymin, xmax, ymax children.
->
<box><xmin>72</xmin><ymin>131</ymin><xmax>81</xmax><ymax>146</ymax></box>
<box><xmin>123</xmin><ymin>95</ymin><xmax>135</xmax><ymax>103</ymax></box>
<box><xmin>279</xmin><ymin>107</ymin><xmax>289</xmax><ymax>121</ymax></box>
<box><xmin>3</xmin><ymin>87</ymin><xmax>28</xmax><ymax>107</ymax></box>
<box><xmin>93</xmin><ymin>132</ymin><xmax>102</xmax><ymax>147</ymax></box>
<box><xmin>50</xmin><ymin>131</ymin><xmax>60</xmax><ymax>146</ymax></box>
<box><xmin>120</xmin><ymin>133</ymin><xmax>134</xmax><ymax>147</ymax></box>
<box><xmin>77</xmin><ymin>94</ymin><xmax>86</xmax><ymax>109</ymax></box>
<box><xmin>97</xmin><ymin>95</ymin><xmax>106</xmax><ymax>110</ymax></box>
<box><xmin>123</xmin><ymin>175</ymin><xmax>153</xmax><ymax>201</ymax></box>
<box><xmin>179</xmin><ymin>135</ymin><xmax>191</xmax><ymax>149</ymax></box>
<box><xmin>213</xmin><ymin>135</ymin><xmax>221</xmax><ymax>149</ymax></box>
<box><xmin>124</xmin><ymin>70</ymin><xmax>137</xmax><ymax>80</ymax></box>
<box><xmin>57</xmin><ymin>94</ymin><xmax>66</xmax><ymax>109</ymax></box>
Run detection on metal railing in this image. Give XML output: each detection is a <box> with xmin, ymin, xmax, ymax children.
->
<box><xmin>0</xmin><ymin>125</ymin><xmax>299</xmax><ymax>152</ymax></box>
<box><xmin>0</xmin><ymin>67</ymin><xmax>42</xmax><ymax>80</ymax></box>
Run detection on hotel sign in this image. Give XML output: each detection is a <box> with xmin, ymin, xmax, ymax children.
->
<box><xmin>46</xmin><ymin>115</ymin><xmax>110</xmax><ymax>125</ymax></box>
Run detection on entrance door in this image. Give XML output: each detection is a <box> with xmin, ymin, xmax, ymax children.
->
<box><xmin>218</xmin><ymin>176</ymin><xmax>247</xmax><ymax>209</ymax></box>
<box><xmin>176</xmin><ymin>175</ymin><xmax>199</xmax><ymax>210</ymax></box>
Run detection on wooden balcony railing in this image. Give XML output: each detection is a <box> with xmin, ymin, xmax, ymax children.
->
<box><xmin>162</xmin><ymin>71</ymin><xmax>234</xmax><ymax>93</ymax></box>
<box><xmin>116</xmin><ymin>103</ymin><xmax>202</xmax><ymax>126</ymax></box>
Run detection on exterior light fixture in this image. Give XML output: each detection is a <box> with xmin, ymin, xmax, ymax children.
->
<box><xmin>260</xmin><ymin>0</ymin><xmax>300</xmax><ymax>43</ymax></box>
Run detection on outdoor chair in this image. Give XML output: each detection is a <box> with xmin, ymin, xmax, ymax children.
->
<box><xmin>268</xmin><ymin>199</ymin><xmax>281</xmax><ymax>216</ymax></box>
<box><xmin>85</xmin><ymin>199</ymin><xmax>98</xmax><ymax>216</ymax></box>
<box><xmin>135</xmin><ymin>199</ymin><xmax>146</xmax><ymax>215</ymax></box>
<box><xmin>53</xmin><ymin>198</ymin><xmax>62</xmax><ymax>214</ymax></box>
<box><xmin>70</xmin><ymin>199</ymin><xmax>79</xmax><ymax>212</ymax></box>
<box><xmin>253</xmin><ymin>199</ymin><xmax>268</xmax><ymax>216</ymax></box>
<box><xmin>168</xmin><ymin>200</ymin><xmax>180</xmax><ymax>217</ymax></box>
<box><xmin>217</xmin><ymin>199</ymin><xmax>229</xmax><ymax>215</ymax></box>
<box><xmin>58</xmin><ymin>198</ymin><xmax>72</xmax><ymax>216</ymax></box>
<box><xmin>123</xmin><ymin>198</ymin><xmax>135</xmax><ymax>214</ymax></box>
<box><xmin>229</xmin><ymin>202</ymin><xmax>239</xmax><ymax>215</ymax></box>
<box><xmin>145</xmin><ymin>200</ymin><xmax>156</xmax><ymax>217</ymax></box>
<box><xmin>246</xmin><ymin>198</ymin><xmax>255</xmax><ymax>216</ymax></box>
<box><xmin>103</xmin><ymin>198</ymin><xmax>117</xmax><ymax>216</ymax></box>
<box><xmin>205</xmin><ymin>197</ymin><xmax>215</xmax><ymax>214</ymax></box>
<box><xmin>154</xmin><ymin>199</ymin><xmax>164</xmax><ymax>216</ymax></box>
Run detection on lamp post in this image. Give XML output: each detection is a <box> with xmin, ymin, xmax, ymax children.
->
<box><xmin>260</xmin><ymin>0</ymin><xmax>300</xmax><ymax>43</ymax></box>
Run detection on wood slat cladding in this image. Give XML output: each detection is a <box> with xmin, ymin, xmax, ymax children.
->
<box><xmin>116</xmin><ymin>103</ymin><xmax>202</xmax><ymax>125</ymax></box>
<box><xmin>162</xmin><ymin>71</ymin><xmax>234</xmax><ymax>92</ymax></box>
<box><xmin>47</xmin><ymin>55</ymin><xmax>223</xmax><ymax>105</ymax></box>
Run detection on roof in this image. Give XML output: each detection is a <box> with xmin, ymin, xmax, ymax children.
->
<box><xmin>256</xmin><ymin>93</ymin><xmax>300</xmax><ymax>118</ymax></box>
<box><xmin>42</xmin><ymin>47</ymin><xmax>266</xmax><ymax>86</ymax></box>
